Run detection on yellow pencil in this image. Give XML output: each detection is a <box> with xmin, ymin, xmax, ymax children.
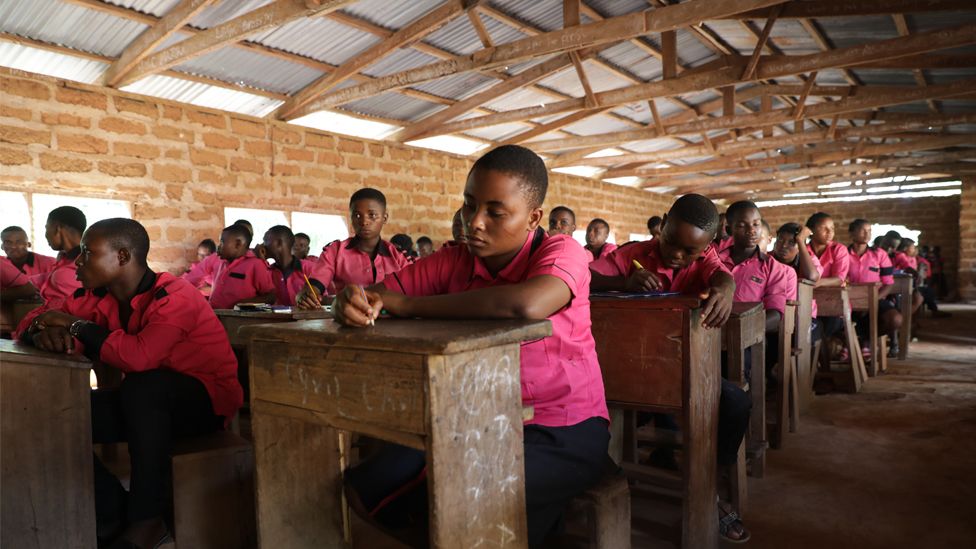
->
<box><xmin>632</xmin><ymin>259</ymin><xmax>645</xmax><ymax>271</ymax></box>
<box><xmin>301</xmin><ymin>272</ymin><xmax>319</xmax><ymax>301</ymax></box>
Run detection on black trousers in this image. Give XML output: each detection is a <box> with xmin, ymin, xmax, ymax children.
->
<box><xmin>919</xmin><ymin>286</ymin><xmax>940</xmax><ymax>312</ymax></box>
<box><xmin>91</xmin><ymin>369</ymin><xmax>222</xmax><ymax>530</ymax></box>
<box><xmin>344</xmin><ymin>417</ymin><xmax>610</xmax><ymax>547</ymax></box>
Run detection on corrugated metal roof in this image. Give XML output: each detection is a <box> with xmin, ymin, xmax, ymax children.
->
<box><xmin>0</xmin><ymin>0</ymin><xmax>147</xmax><ymax>58</ymax></box>
<box><xmin>189</xmin><ymin>0</ymin><xmax>275</xmax><ymax>29</ymax></box>
<box><xmin>411</xmin><ymin>72</ymin><xmax>499</xmax><ymax>101</ymax></box>
<box><xmin>584</xmin><ymin>0</ymin><xmax>649</xmax><ymax>18</ymax></box>
<box><xmin>560</xmin><ymin>113</ymin><xmax>636</xmax><ymax>136</ymax></box>
<box><xmin>361</xmin><ymin>48</ymin><xmax>438</xmax><ymax>78</ymax></box>
<box><xmin>675</xmin><ymin>29</ymin><xmax>716</xmax><ymax>68</ymax></box>
<box><xmin>766</xmin><ymin>19</ymin><xmax>821</xmax><ymax>55</ymax></box>
<box><xmin>121</xmin><ymin>73</ymin><xmax>282</xmax><ymax>117</ymax></box>
<box><xmin>105</xmin><ymin>0</ymin><xmax>182</xmax><ymax>18</ymax></box>
<box><xmin>462</xmin><ymin>122</ymin><xmax>532</xmax><ymax>142</ymax></box>
<box><xmin>0</xmin><ymin>41</ymin><xmax>107</xmax><ymax>84</ymax></box>
<box><xmin>174</xmin><ymin>46</ymin><xmax>323</xmax><ymax>94</ymax></box>
<box><xmin>850</xmin><ymin>69</ymin><xmax>919</xmax><ymax>87</ymax></box>
<box><xmin>818</xmin><ymin>16</ymin><xmax>898</xmax><ymax>50</ymax></box>
<box><xmin>251</xmin><ymin>17</ymin><xmax>380</xmax><ymax>66</ymax></box>
<box><xmin>909</xmin><ymin>11</ymin><xmax>976</xmax><ymax>32</ymax></box>
<box><xmin>536</xmin><ymin>58</ymin><xmax>632</xmax><ymax>97</ymax></box>
<box><xmin>342</xmin><ymin>0</ymin><xmax>442</xmax><ymax>29</ymax></box>
<box><xmin>481</xmin><ymin>86</ymin><xmax>555</xmax><ymax>112</ymax></box>
<box><xmin>342</xmin><ymin>91</ymin><xmax>442</xmax><ymax>122</ymax></box>
<box><xmin>597</xmin><ymin>42</ymin><xmax>661</xmax><ymax>82</ymax></box>
<box><xmin>487</xmin><ymin>0</ymin><xmax>564</xmax><ymax>32</ymax></box>
<box><xmin>422</xmin><ymin>10</ymin><xmax>484</xmax><ymax>56</ymax></box>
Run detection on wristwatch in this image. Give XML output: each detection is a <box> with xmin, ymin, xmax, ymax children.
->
<box><xmin>68</xmin><ymin>319</ymin><xmax>90</xmax><ymax>338</ymax></box>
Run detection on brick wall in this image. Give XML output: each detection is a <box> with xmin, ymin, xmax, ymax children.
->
<box><xmin>0</xmin><ymin>67</ymin><xmax>673</xmax><ymax>274</ymax></box>
<box><xmin>959</xmin><ymin>177</ymin><xmax>976</xmax><ymax>301</ymax></box>
<box><xmin>759</xmin><ymin>195</ymin><xmax>962</xmax><ymax>298</ymax></box>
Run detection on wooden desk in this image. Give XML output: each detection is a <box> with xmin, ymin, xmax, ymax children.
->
<box><xmin>794</xmin><ymin>280</ymin><xmax>815</xmax><ymax>412</ymax></box>
<box><xmin>590</xmin><ymin>296</ymin><xmax>720</xmax><ymax>549</ymax></box>
<box><xmin>215</xmin><ymin>308</ymin><xmax>332</xmax><ymax>347</ymax></box>
<box><xmin>723</xmin><ymin>302</ymin><xmax>765</xmax><ymax>487</ymax></box>
<box><xmin>243</xmin><ymin>318</ymin><xmax>551</xmax><ymax>549</ymax></box>
<box><xmin>892</xmin><ymin>274</ymin><xmax>914</xmax><ymax>360</ymax></box>
<box><xmin>847</xmin><ymin>282</ymin><xmax>880</xmax><ymax>376</ymax></box>
<box><xmin>1</xmin><ymin>340</ymin><xmax>95</xmax><ymax>548</ymax></box>
<box><xmin>0</xmin><ymin>298</ymin><xmax>42</xmax><ymax>336</ymax></box>
<box><xmin>812</xmin><ymin>287</ymin><xmax>867</xmax><ymax>393</ymax></box>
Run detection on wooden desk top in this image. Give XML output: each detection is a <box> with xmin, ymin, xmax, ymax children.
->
<box><xmin>590</xmin><ymin>295</ymin><xmax>702</xmax><ymax>310</ymax></box>
<box><xmin>214</xmin><ymin>308</ymin><xmax>332</xmax><ymax>320</ymax></box>
<box><xmin>0</xmin><ymin>339</ymin><xmax>91</xmax><ymax>370</ymax></box>
<box><xmin>730</xmin><ymin>302</ymin><xmax>763</xmax><ymax>318</ymax></box>
<box><xmin>241</xmin><ymin>318</ymin><xmax>552</xmax><ymax>355</ymax></box>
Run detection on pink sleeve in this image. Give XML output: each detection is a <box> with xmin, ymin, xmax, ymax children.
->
<box><xmin>831</xmin><ymin>244</ymin><xmax>850</xmax><ymax>281</ymax></box>
<box><xmin>381</xmin><ymin>246</ymin><xmax>457</xmax><ymax>297</ymax></box>
<box><xmin>697</xmin><ymin>247</ymin><xmax>732</xmax><ymax>287</ymax></box>
<box><xmin>589</xmin><ymin>243</ymin><xmax>631</xmax><ymax>277</ymax></box>
<box><xmin>181</xmin><ymin>255</ymin><xmax>212</xmax><ymax>287</ymax></box>
<box><xmin>764</xmin><ymin>262</ymin><xmax>797</xmax><ymax>316</ymax></box>
<box><xmin>526</xmin><ymin>236</ymin><xmax>590</xmax><ymax>298</ymax></box>
<box><xmin>1</xmin><ymin>259</ymin><xmax>29</xmax><ymax>288</ymax></box>
<box><xmin>810</xmin><ymin>252</ymin><xmax>824</xmax><ymax>277</ymax></box>
<box><xmin>252</xmin><ymin>259</ymin><xmax>276</xmax><ymax>294</ymax></box>
<box><xmin>309</xmin><ymin>241</ymin><xmax>339</xmax><ymax>291</ymax></box>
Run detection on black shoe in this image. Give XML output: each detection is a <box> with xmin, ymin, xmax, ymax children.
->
<box><xmin>887</xmin><ymin>344</ymin><xmax>900</xmax><ymax>358</ymax></box>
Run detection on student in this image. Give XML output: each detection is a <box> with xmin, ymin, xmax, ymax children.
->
<box><xmin>846</xmin><ymin>219</ymin><xmax>901</xmax><ymax>358</ymax></box>
<box><xmin>185</xmin><ymin>225</ymin><xmax>275</xmax><ymax>309</ymax></box>
<box><xmin>442</xmin><ymin>208</ymin><xmax>467</xmax><ymax>248</ymax></box>
<box><xmin>1</xmin><ymin>225</ymin><xmax>56</xmax><ymax>279</ymax></box>
<box><xmin>806</xmin><ymin>212</ymin><xmax>848</xmax><ymax>287</ymax></box>
<box><xmin>21</xmin><ymin>218</ymin><xmax>242</xmax><ymax>548</ymax></box>
<box><xmin>296</xmin><ymin>188</ymin><xmax>409</xmax><ymax>304</ymax></box>
<box><xmin>583</xmin><ymin>218</ymin><xmax>616</xmax><ymax>262</ymax></box>
<box><xmin>647</xmin><ymin>215</ymin><xmax>663</xmax><ymax>239</ymax></box>
<box><xmin>416</xmin><ymin>236</ymin><xmax>434</xmax><ymax>258</ymax></box>
<box><xmin>758</xmin><ymin>219</ymin><xmax>772</xmax><ymax>251</ymax></box>
<box><xmin>196</xmin><ymin>238</ymin><xmax>216</xmax><ymax>263</ymax></box>
<box><xmin>232</xmin><ymin>219</ymin><xmax>253</xmax><ymax>239</ymax></box>
<box><xmin>1</xmin><ymin>257</ymin><xmax>38</xmax><ymax>301</ymax></box>
<box><xmin>589</xmin><ymin>194</ymin><xmax>748</xmax><ymax>542</ymax></box>
<box><xmin>263</xmin><ymin>225</ymin><xmax>315</xmax><ymax>306</ymax></box>
<box><xmin>390</xmin><ymin>233</ymin><xmax>418</xmax><ymax>260</ymax></box>
<box><xmin>772</xmin><ymin>223</ymin><xmax>821</xmax><ymax>284</ymax></box>
<box><xmin>547</xmin><ymin>205</ymin><xmax>576</xmax><ymax>237</ymax></box>
<box><xmin>713</xmin><ymin>212</ymin><xmax>731</xmax><ymax>248</ymax></box>
<box><xmin>334</xmin><ymin>145</ymin><xmax>609</xmax><ymax>546</ymax></box>
<box><xmin>895</xmin><ymin>238</ymin><xmax>949</xmax><ymax>319</ymax></box>
<box><xmin>293</xmin><ymin>232</ymin><xmax>316</xmax><ymax>261</ymax></box>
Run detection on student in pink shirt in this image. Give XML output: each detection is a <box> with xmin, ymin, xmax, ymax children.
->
<box><xmin>896</xmin><ymin>238</ymin><xmax>947</xmax><ymax>319</ymax></box>
<box><xmin>333</xmin><ymin>146</ymin><xmax>609</xmax><ymax>546</ymax></box>
<box><xmin>2</xmin><ymin>225</ymin><xmax>57</xmax><ymax>280</ymax></box>
<box><xmin>1</xmin><ymin>257</ymin><xmax>37</xmax><ymax>301</ymax></box>
<box><xmin>583</xmin><ymin>218</ymin><xmax>617</xmax><ymax>262</ymax></box>
<box><xmin>806</xmin><ymin>212</ymin><xmax>849</xmax><ymax>286</ymax></box>
<box><xmin>440</xmin><ymin>208</ymin><xmax>467</xmax><ymax>249</ymax></box>
<box><xmin>647</xmin><ymin>215</ymin><xmax>663</xmax><ymax>239</ymax></box>
<box><xmin>295</xmin><ymin>188</ymin><xmax>409</xmax><ymax>305</ymax></box>
<box><xmin>547</xmin><ymin>205</ymin><xmax>576</xmax><ymax>237</ymax></box>
<box><xmin>590</xmin><ymin>194</ymin><xmax>748</xmax><ymax>543</ymax></box>
<box><xmin>204</xmin><ymin>225</ymin><xmax>275</xmax><ymax>309</ymax></box>
<box><xmin>847</xmin><ymin>219</ymin><xmax>901</xmax><ymax>358</ymax></box>
<box><xmin>262</xmin><ymin>225</ymin><xmax>315</xmax><ymax>306</ymax></box>
<box><xmin>292</xmin><ymin>232</ymin><xmax>317</xmax><ymax>261</ymax></box>
<box><xmin>772</xmin><ymin>222</ymin><xmax>823</xmax><ymax>343</ymax></box>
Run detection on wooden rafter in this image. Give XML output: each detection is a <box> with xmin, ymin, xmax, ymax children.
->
<box><xmin>720</xmin><ymin>0</ymin><xmax>972</xmax><ymax>19</ymax></box>
<box><xmin>892</xmin><ymin>13</ymin><xmax>940</xmax><ymax>113</ymax></box>
<box><xmin>741</xmin><ymin>3</ymin><xmax>783</xmax><ymax>80</ymax></box>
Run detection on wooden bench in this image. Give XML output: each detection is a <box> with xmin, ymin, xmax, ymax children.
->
<box><xmin>812</xmin><ymin>287</ymin><xmax>868</xmax><ymax>393</ymax></box>
<box><xmin>847</xmin><ymin>282</ymin><xmax>881</xmax><ymax>377</ymax></box>
<box><xmin>171</xmin><ymin>432</ymin><xmax>256</xmax><ymax>549</ymax></box>
<box><xmin>0</xmin><ymin>298</ymin><xmax>42</xmax><ymax>337</ymax></box>
<box><xmin>892</xmin><ymin>273</ymin><xmax>914</xmax><ymax>361</ymax></box>
<box><xmin>562</xmin><ymin>467</ymin><xmax>632</xmax><ymax>549</ymax></box>
<box><xmin>590</xmin><ymin>296</ymin><xmax>720</xmax><ymax>549</ymax></box>
<box><xmin>794</xmin><ymin>280</ymin><xmax>816</xmax><ymax>413</ymax></box>
<box><xmin>770</xmin><ymin>301</ymin><xmax>798</xmax><ymax>450</ymax></box>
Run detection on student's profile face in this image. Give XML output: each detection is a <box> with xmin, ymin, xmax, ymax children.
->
<box><xmin>218</xmin><ymin>231</ymin><xmax>247</xmax><ymax>260</ymax></box>
<box><xmin>729</xmin><ymin>208</ymin><xmax>762</xmax><ymax>249</ymax></box>
<box><xmin>196</xmin><ymin>246</ymin><xmax>212</xmax><ymax>262</ymax></box>
<box><xmin>293</xmin><ymin>237</ymin><xmax>310</xmax><ymax>259</ymax></box>
<box><xmin>451</xmin><ymin>211</ymin><xmax>466</xmax><ymax>242</ymax></box>
<box><xmin>905</xmin><ymin>244</ymin><xmax>917</xmax><ymax>257</ymax></box>
<box><xmin>715</xmin><ymin>214</ymin><xmax>729</xmax><ymax>240</ymax></box>
<box><xmin>649</xmin><ymin>224</ymin><xmax>662</xmax><ymax>239</ymax></box>
<box><xmin>350</xmin><ymin>199</ymin><xmax>387</xmax><ymax>240</ymax></box>
<box><xmin>462</xmin><ymin>169</ymin><xmax>542</xmax><ymax>259</ymax></box>
<box><xmin>418</xmin><ymin>241</ymin><xmax>434</xmax><ymax>257</ymax></box>
<box><xmin>850</xmin><ymin>223</ymin><xmax>871</xmax><ymax>245</ymax></box>
<box><xmin>585</xmin><ymin>222</ymin><xmax>608</xmax><ymax>247</ymax></box>
<box><xmin>1</xmin><ymin>230</ymin><xmax>30</xmax><ymax>261</ymax></box>
<box><xmin>548</xmin><ymin>211</ymin><xmax>575</xmax><ymax>236</ymax></box>
<box><xmin>658</xmin><ymin>219</ymin><xmax>713</xmax><ymax>270</ymax></box>
<box><xmin>44</xmin><ymin>219</ymin><xmax>63</xmax><ymax>250</ymax></box>
<box><xmin>75</xmin><ymin>231</ymin><xmax>123</xmax><ymax>289</ymax></box>
<box><xmin>262</xmin><ymin>232</ymin><xmax>287</xmax><ymax>263</ymax></box>
<box><xmin>811</xmin><ymin>218</ymin><xmax>834</xmax><ymax>244</ymax></box>
<box><xmin>773</xmin><ymin>231</ymin><xmax>798</xmax><ymax>263</ymax></box>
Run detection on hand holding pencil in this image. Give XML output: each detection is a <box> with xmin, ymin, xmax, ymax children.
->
<box><xmin>295</xmin><ymin>273</ymin><xmax>323</xmax><ymax>309</ymax></box>
<box><xmin>333</xmin><ymin>284</ymin><xmax>383</xmax><ymax>328</ymax></box>
<box><xmin>626</xmin><ymin>258</ymin><xmax>663</xmax><ymax>291</ymax></box>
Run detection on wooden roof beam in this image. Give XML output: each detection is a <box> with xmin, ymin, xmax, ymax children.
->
<box><xmin>892</xmin><ymin>13</ymin><xmax>940</xmax><ymax>113</ymax></box>
<box><xmin>722</xmin><ymin>0</ymin><xmax>973</xmax><ymax>19</ymax></box>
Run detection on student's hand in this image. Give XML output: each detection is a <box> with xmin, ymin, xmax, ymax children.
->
<box><xmin>32</xmin><ymin>326</ymin><xmax>74</xmax><ymax>353</ymax></box>
<box><xmin>333</xmin><ymin>285</ymin><xmax>383</xmax><ymax>327</ymax></box>
<box><xmin>625</xmin><ymin>268</ymin><xmax>662</xmax><ymax>292</ymax></box>
<box><xmin>35</xmin><ymin>311</ymin><xmax>83</xmax><ymax>329</ymax></box>
<box><xmin>796</xmin><ymin>226</ymin><xmax>812</xmax><ymax>244</ymax></box>
<box><xmin>295</xmin><ymin>287</ymin><xmax>323</xmax><ymax>309</ymax></box>
<box><xmin>699</xmin><ymin>287</ymin><xmax>733</xmax><ymax>329</ymax></box>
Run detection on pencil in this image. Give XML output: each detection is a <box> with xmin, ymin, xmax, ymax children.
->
<box><xmin>301</xmin><ymin>273</ymin><xmax>319</xmax><ymax>302</ymax></box>
<box><xmin>360</xmin><ymin>286</ymin><xmax>374</xmax><ymax>326</ymax></box>
<box><xmin>632</xmin><ymin>259</ymin><xmax>645</xmax><ymax>271</ymax></box>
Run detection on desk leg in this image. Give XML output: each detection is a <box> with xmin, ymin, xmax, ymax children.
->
<box><xmin>1</xmin><ymin>363</ymin><xmax>95</xmax><ymax>549</ymax></box>
<box><xmin>750</xmin><ymin>340</ymin><xmax>767</xmax><ymax>467</ymax></box>
<box><xmin>426</xmin><ymin>347</ymin><xmax>528</xmax><ymax>548</ymax></box>
<box><xmin>868</xmin><ymin>300</ymin><xmax>878</xmax><ymax>377</ymax></box>
<box><xmin>684</xmin><ymin>321</ymin><xmax>720</xmax><ymax>549</ymax></box>
<box><xmin>899</xmin><ymin>289</ymin><xmax>912</xmax><ymax>360</ymax></box>
<box><xmin>251</xmin><ymin>402</ymin><xmax>346</xmax><ymax>548</ymax></box>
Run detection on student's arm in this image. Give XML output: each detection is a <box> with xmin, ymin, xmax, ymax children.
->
<box><xmin>589</xmin><ymin>269</ymin><xmax>662</xmax><ymax>292</ymax></box>
<box><xmin>878</xmin><ymin>251</ymin><xmax>895</xmax><ymax>299</ymax></box>
<box><xmin>762</xmin><ymin>263</ymin><xmax>797</xmax><ymax>333</ymax></box>
<box><xmin>182</xmin><ymin>256</ymin><xmax>210</xmax><ymax>287</ymax></box>
<box><xmin>296</xmin><ymin>242</ymin><xmax>339</xmax><ymax>308</ymax></box>
<box><xmin>794</xmin><ymin>227</ymin><xmax>820</xmax><ymax>282</ymax></box>
<box><xmin>1</xmin><ymin>281</ymin><xmax>38</xmax><ymax>302</ymax></box>
<box><xmin>701</xmin><ymin>270</ymin><xmax>735</xmax><ymax>329</ymax></box>
<box><xmin>765</xmin><ymin>310</ymin><xmax>782</xmax><ymax>333</ymax></box>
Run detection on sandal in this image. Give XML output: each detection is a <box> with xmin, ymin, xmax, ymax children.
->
<box><xmin>718</xmin><ymin>500</ymin><xmax>751</xmax><ymax>544</ymax></box>
<box><xmin>860</xmin><ymin>345</ymin><xmax>872</xmax><ymax>361</ymax></box>
<box><xmin>838</xmin><ymin>347</ymin><xmax>850</xmax><ymax>363</ymax></box>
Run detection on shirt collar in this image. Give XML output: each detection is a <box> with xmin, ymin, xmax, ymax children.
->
<box><xmin>278</xmin><ymin>256</ymin><xmax>303</xmax><ymax>278</ymax></box>
<box><xmin>23</xmin><ymin>252</ymin><xmax>35</xmax><ymax>267</ymax></box>
<box><xmin>345</xmin><ymin>236</ymin><xmax>392</xmax><ymax>257</ymax></box>
<box><xmin>62</xmin><ymin>246</ymin><xmax>81</xmax><ymax>261</ymax></box>
<box><xmin>470</xmin><ymin>231</ymin><xmax>537</xmax><ymax>283</ymax></box>
<box><xmin>134</xmin><ymin>268</ymin><xmax>158</xmax><ymax>295</ymax></box>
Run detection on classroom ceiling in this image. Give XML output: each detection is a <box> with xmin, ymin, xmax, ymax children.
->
<box><xmin>1</xmin><ymin>0</ymin><xmax>975</xmax><ymax>201</ymax></box>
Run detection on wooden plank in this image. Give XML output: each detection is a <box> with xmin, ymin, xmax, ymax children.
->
<box><xmin>793</xmin><ymin>72</ymin><xmax>818</xmax><ymax>120</ymax></box>
<box><xmin>648</xmin><ymin>98</ymin><xmax>665</xmax><ymax>135</ymax></box>
<box><xmin>741</xmin><ymin>3</ymin><xmax>782</xmax><ymax>80</ymax></box>
<box><xmin>1</xmin><ymin>341</ymin><xmax>94</xmax><ymax>549</ymax></box>
<box><xmin>662</xmin><ymin>30</ymin><xmax>677</xmax><ymax>79</ymax></box>
<box><xmin>794</xmin><ymin>280</ymin><xmax>815</xmax><ymax>413</ymax></box>
<box><xmin>569</xmin><ymin>51</ymin><xmax>599</xmax><ymax>108</ymax></box>
<box><xmin>724</xmin><ymin>0</ymin><xmax>972</xmax><ymax>19</ymax></box>
<box><xmin>467</xmin><ymin>8</ymin><xmax>494</xmax><ymax>48</ymax></box>
<box><xmin>894</xmin><ymin>274</ymin><xmax>914</xmax><ymax>360</ymax></box>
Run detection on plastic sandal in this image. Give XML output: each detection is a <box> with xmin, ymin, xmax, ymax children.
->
<box><xmin>718</xmin><ymin>503</ymin><xmax>751</xmax><ymax>544</ymax></box>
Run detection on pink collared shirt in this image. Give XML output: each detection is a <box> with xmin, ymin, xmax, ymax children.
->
<box><xmin>808</xmin><ymin>240</ymin><xmax>850</xmax><ymax>281</ymax></box>
<box><xmin>309</xmin><ymin>237</ymin><xmax>410</xmax><ymax>296</ymax></box>
<box><xmin>590</xmin><ymin>238</ymin><xmax>730</xmax><ymax>295</ymax></box>
<box><xmin>893</xmin><ymin>252</ymin><xmax>918</xmax><ymax>272</ymax></box>
<box><xmin>182</xmin><ymin>253</ymin><xmax>220</xmax><ymax>291</ymax></box>
<box><xmin>847</xmin><ymin>246</ymin><xmax>894</xmax><ymax>285</ymax></box>
<box><xmin>585</xmin><ymin>242</ymin><xmax>617</xmax><ymax>263</ymax></box>
<box><xmin>270</xmin><ymin>257</ymin><xmax>316</xmax><ymax>306</ymax></box>
<box><xmin>35</xmin><ymin>247</ymin><xmax>83</xmax><ymax>307</ymax></box>
<box><xmin>12</xmin><ymin>252</ymin><xmax>57</xmax><ymax>280</ymax></box>
<box><xmin>205</xmin><ymin>251</ymin><xmax>275</xmax><ymax>309</ymax></box>
<box><xmin>1</xmin><ymin>258</ymin><xmax>29</xmax><ymax>288</ymax></box>
<box><xmin>719</xmin><ymin>247</ymin><xmax>797</xmax><ymax>316</ymax></box>
<box><xmin>382</xmin><ymin>230</ymin><xmax>609</xmax><ymax>428</ymax></box>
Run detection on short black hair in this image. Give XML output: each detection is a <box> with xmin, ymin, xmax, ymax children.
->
<box><xmin>266</xmin><ymin>224</ymin><xmax>295</xmax><ymax>248</ymax></box>
<box><xmin>417</xmin><ymin>236</ymin><xmax>432</xmax><ymax>246</ymax></box>
<box><xmin>294</xmin><ymin>232</ymin><xmax>311</xmax><ymax>242</ymax></box>
<box><xmin>233</xmin><ymin>219</ymin><xmax>253</xmax><ymax>236</ymax></box>
<box><xmin>725</xmin><ymin>200</ymin><xmax>760</xmax><ymax>224</ymax></box>
<box><xmin>549</xmin><ymin>206</ymin><xmax>575</xmax><ymax>222</ymax></box>
<box><xmin>390</xmin><ymin>233</ymin><xmax>413</xmax><ymax>251</ymax></box>
<box><xmin>223</xmin><ymin>224</ymin><xmax>253</xmax><ymax>247</ymax></box>
<box><xmin>668</xmin><ymin>194</ymin><xmax>719</xmax><ymax>235</ymax></box>
<box><xmin>1</xmin><ymin>225</ymin><xmax>27</xmax><ymax>236</ymax></box>
<box><xmin>848</xmin><ymin>218</ymin><xmax>870</xmax><ymax>233</ymax></box>
<box><xmin>87</xmin><ymin>218</ymin><xmax>150</xmax><ymax>266</ymax></box>
<box><xmin>350</xmin><ymin>187</ymin><xmax>387</xmax><ymax>209</ymax></box>
<box><xmin>588</xmin><ymin>218</ymin><xmax>609</xmax><ymax>230</ymax></box>
<box><xmin>884</xmin><ymin>230</ymin><xmax>902</xmax><ymax>240</ymax></box>
<box><xmin>805</xmin><ymin>212</ymin><xmax>831</xmax><ymax>231</ymax></box>
<box><xmin>48</xmin><ymin>206</ymin><xmax>87</xmax><ymax>235</ymax></box>
<box><xmin>646</xmin><ymin>216</ymin><xmax>662</xmax><ymax>231</ymax></box>
<box><xmin>897</xmin><ymin>238</ymin><xmax>915</xmax><ymax>251</ymax></box>
<box><xmin>471</xmin><ymin>145</ymin><xmax>548</xmax><ymax>208</ymax></box>
<box><xmin>198</xmin><ymin>238</ymin><xmax>217</xmax><ymax>253</ymax></box>
<box><xmin>777</xmin><ymin>222</ymin><xmax>802</xmax><ymax>237</ymax></box>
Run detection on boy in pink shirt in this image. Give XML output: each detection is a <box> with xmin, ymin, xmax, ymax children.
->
<box><xmin>295</xmin><ymin>188</ymin><xmax>409</xmax><ymax>304</ymax></box>
<box><xmin>262</xmin><ymin>225</ymin><xmax>315</xmax><ymax>306</ymax></box>
<box><xmin>1</xmin><ymin>225</ymin><xmax>57</xmax><ymax>279</ymax></box>
<box><xmin>896</xmin><ymin>238</ymin><xmax>947</xmax><ymax>319</ymax></box>
<box><xmin>584</xmin><ymin>218</ymin><xmax>617</xmax><ymax>262</ymax></box>
<box><xmin>847</xmin><ymin>219</ymin><xmax>901</xmax><ymax>358</ymax></box>
<box><xmin>547</xmin><ymin>205</ymin><xmax>576</xmax><ymax>237</ymax></box>
<box><xmin>333</xmin><ymin>146</ymin><xmax>609</xmax><ymax>546</ymax></box>
<box><xmin>198</xmin><ymin>225</ymin><xmax>275</xmax><ymax>309</ymax></box>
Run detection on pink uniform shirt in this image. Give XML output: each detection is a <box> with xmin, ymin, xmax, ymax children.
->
<box><xmin>779</xmin><ymin>251</ymin><xmax>823</xmax><ymax>318</ymax></box>
<box><xmin>590</xmin><ymin>238</ymin><xmax>730</xmax><ymax>295</ymax></box>
<box><xmin>31</xmin><ymin>247</ymin><xmax>83</xmax><ymax>309</ymax></box>
<box><xmin>382</xmin><ymin>230</ymin><xmax>608</xmax><ymax>428</ymax></box>
<box><xmin>270</xmin><ymin>257</ymin><xmax>316</xmax><ymax>306</ymax></box>
<box><xmin>186</xmin><ymin>251</ymin><xmax>275</xmax><ymax>309</ymax></box>
<box><xmin>808</xmin><ymin>240</ymin><xmax>850</xmax><ymax>281</ymax></box>
<box><xmin>893</xmin><ymin>251</ymin><xmax>918</xmax><ymax>272</ymax></box>
<box><xmin>1</xmin><ymin>258</ymin><xmax>29</xmax><ymax>288</ymax></box>
<box><xmin>585</xmin><ymin>242</ymin><xmax>617</xmax><ymax>263</ymax></box>
<box><xmin>309</xmin><ymin>237</ymin><xmax>409</xmax><ymax>296</ymax></box>
<box><xmin>13</xmin><ymin>251</ymin><xmax>57</xmax><ymax>280</ymax></box>
<box><xmin>847</xmin><ymin>246</ymin><xmax>894</xmax><ymax>285</ymax></box>
<box><xmin>718</xmin><ymin>247</ymin><xmax>797</xmax><ymax>316</ymax></box>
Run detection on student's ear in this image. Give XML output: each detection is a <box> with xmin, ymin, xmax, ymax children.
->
<box><xmin>117</xmin><ymin>247</ymin><xmax>131</xmax><ymax>266</ymax></box>
<box><xmin>527</xmin><ymin>207</ymin><xmax>544</xmax><ymax>231</ymax></box>
<box><xmin>382</xmin><ymin>210</ymin><xmax>389</xmax><ymax>223</ymax></box>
